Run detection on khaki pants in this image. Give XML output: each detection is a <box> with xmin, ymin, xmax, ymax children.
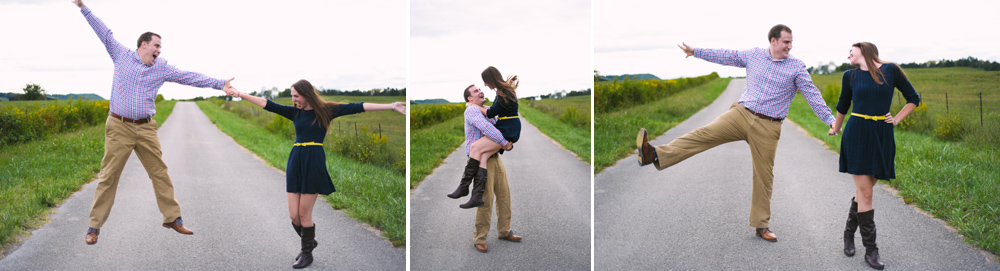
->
<box><xmin>89</xmin><ymin>116</ymin><xmax>182</xmax><ymax>229</ymax></box>
<box><xmin>473</xmin><ymin>154</ymin><xmax>511</xmax><ymax>244</ymax></box>
<box><xmin>653</xmin><ymin>103</ymin><xmax>782</xmax><ymax>228</ymax></box>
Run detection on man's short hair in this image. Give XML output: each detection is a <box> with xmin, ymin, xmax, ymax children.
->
<box><xmin>768</xmin><ymin>24</ymin><xmax>791</xmax><ymax>42</ymax></box>
<box><xmin>463</xmin><ymin>84</ymin><xmax>476</xmax><ymax>102</ymax></box>
<box><xmin>137</xmin><ymin>32</ymin><xmax>161</xmax><ymax>49</ymax></box>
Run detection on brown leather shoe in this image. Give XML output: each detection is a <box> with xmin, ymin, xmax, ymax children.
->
<box><xmin>756</xmin><ymin>228</ymin><xmax>777</xmax><ymax>242</ymax></box>
<box><xmin>636</xmin><ymin>128</ymin><xmax>656</xmax><ymax>166</ymax></box>
<box><xmin>474</xmin><ymin>243</ymin><xmax>487</xmax><ymax>253</ymax></box>
<box><xmin>85</xmin><ymin>228</ymin><xmax>99</xmax><ymax>245</ymax></box>
<box><xmin>498</xmin><ymin>230</ymin><xmax>522</xmax><ymax>242</ymax></box>
<box><xmin>162</xmin><ymin>217</ymin><xmax>194</xmax><ymax>235</ymax></box>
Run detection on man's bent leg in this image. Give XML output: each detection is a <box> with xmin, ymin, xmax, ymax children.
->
<box><xmin>746</xmin><ymin>117</ymin><xmax>782</xmax><ymax>229</ymax></box>
<box><xmin>653</xmin><ymin>104</ymin><xmax>748</xmax><ymax>171</ymax></box>
<box><xmin>490</xmin><ymin>156</ymin><xmax>512</xmax><ymax>237</ymax></box>
<box><xmin>89</xmin><ymin>117</ymin><xmax>137</xmax><ymax>229</ymax></box>
<box><xmin>134</xmin><ymin>120</ymin><xmax>182</xmax><ymax>223</ymax></box>
<box><xmin>473</xmin><ymin>155</ymin><xmax>499</xmax><ymax>244</ymax></box>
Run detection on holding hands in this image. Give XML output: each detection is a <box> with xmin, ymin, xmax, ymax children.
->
<box><xmin>392</xmin><ymin>102</ymin><xmax>406</xmax><ymax>115</ymax></box>
<box><xmin>72</xmin><ymin>0</ymin><xmax>84</xmax><ymax>8</ymax></box>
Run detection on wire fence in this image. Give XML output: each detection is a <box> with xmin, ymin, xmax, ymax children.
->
<box><xmin>899</xmin><ymin>92</ymin><xmax>1000</xmax><ymax>127</ymax></box>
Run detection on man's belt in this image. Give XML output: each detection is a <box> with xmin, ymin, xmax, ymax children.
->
<box><xmin>498</xmin><ymin>116</ymin><xmax>520</xmax><ymax>120</ymax></box>
<box><xmin>851</xmin><ymin>113</ymin><xmax>887</xmax><ymax>121</ymax></box>
<box><xmin>109</xmin><ymin>112</ymin><xmax>151</xmax><ymax>124</ymax></box>
<box><xmin>743</xmin><ymin>107</ymin><xmax>783</xmax><ymax>122</ymax></box>
<box><xmin>293</xmin><ymin>142</ymin><xmax>323</xmax><ymax>147</ymax></box>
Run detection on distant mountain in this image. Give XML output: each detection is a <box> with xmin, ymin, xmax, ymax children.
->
<box><xmin>50</xmin><ymin>94</ymin><xmax>106</xmax><ymax>100</ymax></box>
<box><xmin>410</xmin><ymin>98</ymin><xmax>452</xmax><ymax>104</ymax></box>
<box><xmin>597</xmin><ymin>73</ymin><xmax>661</xmax><ymax>81</ymax></box>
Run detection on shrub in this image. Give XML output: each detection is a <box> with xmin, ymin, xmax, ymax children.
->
<box><xmin>265</xmin><ymin>114</ymin><xmax>295</xmax><ymax>139</ymax></box>
<box><xmin>559</xmin><ymin>106</ymin><xmax>589</xmax><ymax>129</ymax></box>
<box><xmin>329</xmin><ymin>127</ymin><xmax>403</xmax><ymax>173</ymax></box>
<box><xmin>935</xmin><ymin>113</ymin><xmax>968</xmax><ymax>141</ymax></box>
<box><xmin>595</xmin><ymin>72</ymin><xmax>719</xmax><ymax>113</ymax></box>
<box><xmin>897</xmin><ymin>103</ymin><xmax>932</xmax><ymax>133</ymax></box>
<box><xmin>0</xmin><ymin>99</ymin><xmax>110</xmax><ymax>146</ymax></box>
<box><xmin>822</xmin><ymin>83</ymin><xmax>841</xmax><ymax>107</ymax></box>
<box><xmin>410</xmin><ymin>103</ymin><xmax>465</xmax><ymax>130</ymax></box>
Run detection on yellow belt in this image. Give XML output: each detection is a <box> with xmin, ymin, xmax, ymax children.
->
<box><xmin>293</xmin><ymin>142</ymin><xmax>323</xmax><ymax>146</ymax></box>
<box><xmin>851</xmin><ymin>113</ymin><xmax>886</xmax><ymax>121</ymax></box>
<box><xmin>498</xmin><ymin>116</ymin><xmax>520</xmax><ymax>120</ymax></box>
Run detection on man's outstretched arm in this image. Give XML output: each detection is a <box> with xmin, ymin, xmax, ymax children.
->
<box><xmin>678</xmin><ymin>42</ymin><xmax>748</xmax><ymax>68</ymax></box>
<box><xmin>75</xmin><ymin>0</ymin><xmax>127</xmax><ymax>60</ymax></box>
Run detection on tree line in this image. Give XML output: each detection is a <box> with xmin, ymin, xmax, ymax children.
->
<box><xmin>809</xmin><ymin>56</ymin><xmax>1000</xmax><ymax>74</ymax></box>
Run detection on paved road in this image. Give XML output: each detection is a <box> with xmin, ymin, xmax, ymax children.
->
<box><xmin>595</xmin><ymin>79</ymin><xmax>999</xmax><ymax>270</ymax></box>
<box><xmin>0</xmin><ymin>102</ymin><xmax>404</xmax><ymax>270</ymax></box>
<box><xmin>410</xmin><ymin>117</ymin><xmax>591</xmax><ymax>270</ymax></box>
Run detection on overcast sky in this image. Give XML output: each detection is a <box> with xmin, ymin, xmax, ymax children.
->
<box><xmin>596</xmin><ymin>0</ymin><xmax>1000</xmax><ymax>79</ymax></box>
<box><xmin>0</xmin><ymin>0</ymin><xmax>404</xmax><ymax>100</ymax></box>
<box><xmin>409</xmin><ymin>0</ymin><xmax>592</xmax><ymax>103</ymax></box>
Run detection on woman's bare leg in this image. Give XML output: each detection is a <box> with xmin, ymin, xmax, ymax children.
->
<box><xmin>288</xmin><ymin>193</ymin><xmax>301</xmax><ymax>225</ymax></box>
<box><xmin>470</xmin><ymin>137</ymin><xmax>502</xmax><ymax>169</ymax></box>
<box><xmin>297</xmin><ymin>193</ymin><xmax>319</xmax><ymax>227</ymax></box>
<box><xmin>853</xmin><ymin>175</ymin><xmax>877</xmax><ymax>212</ymax></box>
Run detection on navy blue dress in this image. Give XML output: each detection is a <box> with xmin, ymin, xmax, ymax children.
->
<box><xmin>263</xmin><ymin>100</ymin><xmax>365</xmax><ymax>195</ymax></box>
<box><xmin>486</xmin><ymin>94</ymin><xmax>521</xmax><ymax>143</ymax></box>
<box><xmin>836</xmin><ymin>64</ymin><xmax>920</xmax><ymax>180</ymax></box>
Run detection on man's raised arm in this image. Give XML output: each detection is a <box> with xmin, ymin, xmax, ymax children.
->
<box><xmin>75</xmin><ymin>0</ymin><xmax>128</xmax><ymax>60</ymax></box>
<box><xmin>678</xmin><ymin>42</ymin><xmax>748</xmax><ymax>68</ymax></box>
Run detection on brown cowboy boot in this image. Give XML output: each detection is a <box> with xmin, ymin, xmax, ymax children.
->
<box><xmin>460</xmin><ymin>168</ymin><xmax>487</xmax><ymax>209</ymax></box>
<box><xmin>448</xmin><ymin>158</ymin><xmax>480</xmax><ymax>198</ymax></box>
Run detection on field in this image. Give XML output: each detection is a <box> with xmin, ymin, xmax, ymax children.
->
<box><xmin>594</xmin><ymin>78</ymin><xmax>731</xmax><ymax>172</ymax></box>
<box><xmin>197</xmin><ymin>96</ymin><xmax>406</xmax><ymax>246</ymax></box>
<box><xmin>520</xmin><ymin>95</ymin><xmax>591</xmax><ymax>162</ymax></box>
<box><xmin>409</xmin><ymin>103</ymin><xmax>466</xmax><ymax>188</ymax></box>
<box><xmin>0</xmin><ymin>100</ymin><xmax>176</xmax><ymax>255</ymax></box>
<box><xmin>787</xmin><ymin>67</ymin><xmax>999</xmax><ymax>255</ymax></box>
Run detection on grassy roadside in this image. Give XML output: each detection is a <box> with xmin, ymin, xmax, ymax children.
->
<box><xmin>196</xmin><ymin>101</ymin><xmax>405</xmax><ymax>246</ymax></box>
<box><xmin>0</xmin><ymin>101</ymin><xmax>176</xmax><ymax>255</ymax></box>
<box><xmin>594</xmin><ymin>78</ymin><xmax>731</xmax><ymax>173</ymax></box>
<box><xmin>518</xmin><ymin>102</ymin><xmax>591</xmax><ymax>163</ymax></box>
<box><xmin>786</xmin><ymin>94</ymin><xmax>1000</xmax><ymax>256</ymax></box>
<box><xmin>409</xmin><ymin>115</ymin><xmax>465</xmax><ymax>188</ymax></box>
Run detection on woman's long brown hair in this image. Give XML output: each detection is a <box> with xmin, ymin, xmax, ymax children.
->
<box><xmin>481</xmin><ymin>66</ymin><xmax>519</xmax><ymax>103</ymax></box>
<box><xmin>292</xmin><ymin>79</ymin><xmax>342</xmax><ymax>131</ymax></box>
<box><xmin>853</xmin><ymin>42</ymin><xmax>887</xmax><ymax>84</ymax></box>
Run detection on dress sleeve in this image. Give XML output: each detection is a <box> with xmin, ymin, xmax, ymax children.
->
<box><xmin>892</xmin><ymin>64</ymin><xmax>921</xmax><ymax>105</ymax></box>
<box><xmin>485</xmin><ymin>96</ymin><xmax>504</xmax><ymax>118</ymax></box>
<box><xmin>331</xmin><ymin>102</ymin><xmax>366</xmax><ymax>118</ymax></box>
<box><xmin>264</xmin><ymin>99</ymin><xmax>298</xmax><ymax>120</ymax></box>
<box><xmin>836</xmin><ymin>70</ymin><xmax>853</xmax><ymax>115</ymax></box>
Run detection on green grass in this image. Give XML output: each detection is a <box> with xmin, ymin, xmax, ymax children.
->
<box><xmin>518</xmin><ymin>99</ymin><xmax>591</xmax><ymax>163</ymax></box>
<box><xmin>0</xmin><ymin>100</ymin><xmax>176</xmax><ymax>255</ymax></box>
<box><xmin>196</xmin><ymin>100</ymin><xmax>405</xmax><ymax>246</ymax></box>
<box><xmin>595</xmin><ymin>78</ymin><xmax>731</xmax><ymax>173</ymax></box>
<box><xmin>787</xmin><ymin>66</ymin><xmax>1000</xmax><ymax>256</ymax></box>
<box><xmin>409</xmin><ymin>115</ymin><xmax>466</xmax><ymax>188</ymax></box>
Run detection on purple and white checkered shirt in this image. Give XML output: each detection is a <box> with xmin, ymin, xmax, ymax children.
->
<box><xmin>82</xmin><ymin>7</ymin><xmax>225</xmax><ymax>120</ymax></box>
<box><xmin>695</xmin><ymin>47</ymin><xmax>835</xmax><ymax>125</ymax></box>
<box><xmin>465</xmin><ymin>106</ymin><xmax>509</xmax><ymax>157</ymax></box>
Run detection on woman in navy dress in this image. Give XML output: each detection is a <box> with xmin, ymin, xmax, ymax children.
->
<box><xmin>229</xmin><ymin>79</ymin><xmax>405</xmax><ymax>269</ymax></box>
<box><xmin>828</xmin><ymin>42</ymin><xmax>920</xmax><ymax>270</ymax></box>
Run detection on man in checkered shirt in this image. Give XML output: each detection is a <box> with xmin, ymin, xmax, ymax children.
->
<box><xmin>636</xmin><ymin>24</ymin><xmax>836</xmax><ymax>243</ymax></box>
<box><xmin>74</xmin><ymin>0</ymin><xmax>236</xmax><ymax>245</ymax></box>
